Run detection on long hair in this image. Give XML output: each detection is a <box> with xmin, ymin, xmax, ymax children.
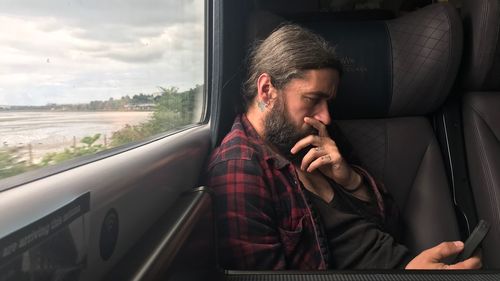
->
<box><xmin>242</xmin><ymin>24</ymin><xmax>342</xmax><ymax>110</ymax></box>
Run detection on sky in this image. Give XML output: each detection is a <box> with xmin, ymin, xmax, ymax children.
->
<box><xmin>0</xmin><ymin>0</ymin><xmax>204</xmax><ymax>106</ymax></box>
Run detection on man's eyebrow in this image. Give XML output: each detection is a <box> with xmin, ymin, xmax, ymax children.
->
<box><xmin>303</xmin><ymin>91</ymin><xmax>334</xmax><ymax>99</ymax></box>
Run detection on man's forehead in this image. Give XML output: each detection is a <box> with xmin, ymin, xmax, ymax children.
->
<box><xmin>287</xmin><ymin>70</ymin><xmax>338</xmax><ymax>96</ymax></box>
<box><xmin>297</xmin><ymin>68</ymin><xmax>339</xmax><ymax>83</ymax></box>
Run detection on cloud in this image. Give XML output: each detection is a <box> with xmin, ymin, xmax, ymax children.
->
<box><xmin>0</xmin><ymin>0</ymin><xmax>205</xmax><ymax>105</ymax></box>
<box><xmin>94</xmin><ymin>22</ymin><xmax>203</xmax><ymax>64</ymax></box>
<box><xmin>0</xmin><ymin>0</ymin><xmax>200</xmax><ymax>26</ymax></box>
<box><xmin>104</xmin><ymin>49</ymin><xmax>164</xmax><ymax>64</ymax></box>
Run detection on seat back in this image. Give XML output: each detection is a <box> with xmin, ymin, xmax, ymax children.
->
<box><xmin>305</xmin><ymin>3</ymin><xmax>464</xmax><ymax>253</ymax></box>
<box><xmin>460</xmin><ymin>0</ymin><xmax>500</xmax><ymax>268</ymax></box>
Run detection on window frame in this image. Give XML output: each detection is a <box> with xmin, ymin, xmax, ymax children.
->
<box><xmin>0</xmin><ymin>0</ymin><xmax>211</xmax><ymax>192</ymax></box>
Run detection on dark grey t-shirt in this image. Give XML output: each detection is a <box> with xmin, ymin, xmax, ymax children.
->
<box><xmin>305</xmin><ymin>186</ymin><xmax>413</xmax><ymax>269</ymax></box>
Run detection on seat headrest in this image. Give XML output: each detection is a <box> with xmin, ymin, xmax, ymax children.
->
<box><xmin>302</xmin><ymin>3</ymin><xmax>462</xmax><ymax>119</ymax></box>
<box><xmin>246</xmin><ymin>3</ymin><xmax>462</xmax><ymax>119</ymax></box>
<box><xmin>460</xmin><ymin>0</ymin><xmax>500</xmax><ymax>91</ymax></box>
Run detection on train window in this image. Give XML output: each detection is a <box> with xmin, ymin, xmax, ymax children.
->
<box><xmin>0</xmin><ymin>0</ymin><xmax>205</xmax><ymax>181</ymax></box>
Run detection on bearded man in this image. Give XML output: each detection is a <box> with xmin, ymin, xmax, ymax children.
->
<box><xmin>205</xmin><ymin>24</ymin><xmax>481</xmax><ymax>270</ymax></box>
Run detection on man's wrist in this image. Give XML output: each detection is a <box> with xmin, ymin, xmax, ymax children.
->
<box><xmin>344</xmin><ymin>171</ymin><xmax>363</xmax><ymax>192</ymax></box>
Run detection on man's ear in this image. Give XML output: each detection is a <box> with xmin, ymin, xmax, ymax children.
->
<box><xmin>256</xmin><ymin>73</ymin><xmax>276</xmax><ymax>106</ymax></box>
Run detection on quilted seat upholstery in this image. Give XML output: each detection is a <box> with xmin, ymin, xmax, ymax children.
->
<box><xmin>311</xmin><ymin>3</ymin><xmax>464</xmax><ymax>254</ymax></box>
<box><xmin>460</xmin><ymin>0</ymin><xmax>500</xmax><ymax>268</ymax></box>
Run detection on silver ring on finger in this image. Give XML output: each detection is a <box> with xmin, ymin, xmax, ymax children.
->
<box><xmin>322</xmin><ymin>154</ymin><xmax>331</xmax><ymax>162</ymax></box>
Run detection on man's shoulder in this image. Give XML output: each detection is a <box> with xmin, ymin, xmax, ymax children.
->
<box><xmin>208</xmin><ymin>116</ymin><xmax>264</xmax><ymax>169</ymax></box>
<box><xmin>208</xmin><ymin>128</ymin><xmax>259</xmax><ymax>167</ymax></box>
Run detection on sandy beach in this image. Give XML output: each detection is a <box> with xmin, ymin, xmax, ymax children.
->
<box><xmin>0</xmin><ymin>111</ymin><xmax>152</xmax><ymax>163</ymax></box>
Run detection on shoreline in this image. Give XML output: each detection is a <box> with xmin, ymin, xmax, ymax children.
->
<box><xmin>1</xmin><ymin>111</ymin><xmax>152</xmax><ymax>164</ymax></box>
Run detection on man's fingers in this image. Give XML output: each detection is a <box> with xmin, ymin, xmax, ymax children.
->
<box><xmin>304</xmin><ymin>117</ymin><xmax>328</xmax><ymax>136</ymax></box>
<box><xmin>290</xmin><ymin>135</ymin><xmax>320</xmax><ymax>154</ymax></box>
<box><xmin>425</xmin><ymin>241</ymin><xmax>464</xmax><ymax>262</ymax></box>
<box><xmin>306</xmin><ymin>155</ymin><xmax>330</xmax><ymax>172</ymax></box>
<box><xmin>300</xmin><ymin>147</ymin><xmax>319</xmax><ymax>171</ymax></box>
<box><xmin>463</xmin><ymin>253</ymin><xmax>482</xmax><ymax>269</ymax></box>
<box><xmin>447</xmin><ymin>254</ymin><xmax>482</xmax><ymax>270</ymax></box>
<box><xmin>300</xmin><ymin>147</ymin><xmax>331</xmax><ymax>171</ymax></box>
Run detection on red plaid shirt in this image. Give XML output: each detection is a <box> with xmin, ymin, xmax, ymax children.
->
<box><xmin>206</xmin><ymin>114</ymin><xmax>390</xmax><ymax>270</ymax></box>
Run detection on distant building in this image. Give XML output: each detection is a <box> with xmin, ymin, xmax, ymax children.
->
<box><xmin>124</xmin><ymin>103</ymin><xmax>156</xmax><ymax>111</ymax></box>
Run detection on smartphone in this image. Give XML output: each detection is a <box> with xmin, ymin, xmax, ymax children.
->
<box><xmin>453</xmin><ymin>219</ymin><xmax>490</xmax><ymax>263</ymax></box>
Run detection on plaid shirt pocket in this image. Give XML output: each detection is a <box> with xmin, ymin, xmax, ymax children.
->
<box><xmin>278</xmin><ymin>214</ymin><xmax>309</xmax><ymax>267</ymax></box>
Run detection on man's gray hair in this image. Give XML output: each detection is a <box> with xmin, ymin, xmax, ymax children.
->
<box><xmin>242</xmin><ymin>24</ymin><xmax>342</xmax><ymax>110</ymax></box>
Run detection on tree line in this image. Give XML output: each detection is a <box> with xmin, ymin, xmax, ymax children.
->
<box><xmin>1</xmin><ymin>91</ymin><xmax>176</xmax><ymax>111</ymax></box>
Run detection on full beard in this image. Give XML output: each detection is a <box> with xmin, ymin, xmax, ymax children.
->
<box><xmin>263</xmin><ymin>97</ymin><xmax>317</xmax><ymax>165</ymax></box>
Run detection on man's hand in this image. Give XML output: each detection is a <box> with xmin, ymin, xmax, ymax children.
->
<box><xmin>290</xmin><ymin>117</ymin><xmax>357</xmax><ymax>187</ymax></box>
<box><xmin>405</xmin><ymin>241</ymin><xmax>482</xmax><ymax>269</ymax></box>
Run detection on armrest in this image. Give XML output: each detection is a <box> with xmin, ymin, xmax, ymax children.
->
<box><xmin>106</xmin><ymin>186</ymin><xmax>220</xmax><ymax>281</ymax></box>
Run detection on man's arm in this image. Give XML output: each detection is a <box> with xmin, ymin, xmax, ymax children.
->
<box><xmin>207</xmin><ymin>158</ymin><xmax>286</xmax><ymax>270</ymax></box>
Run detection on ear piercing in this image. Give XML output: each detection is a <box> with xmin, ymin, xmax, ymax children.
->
<box><xmin>257</xmin><ymin>100</ymin><xmax>267</xmax><ymax>112</ymax></box>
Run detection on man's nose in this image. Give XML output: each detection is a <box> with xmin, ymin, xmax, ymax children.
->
<box><xmin>313</xmin><ymin>101</ymin><xmax>331</xmax><ymax>125</ymax></box>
